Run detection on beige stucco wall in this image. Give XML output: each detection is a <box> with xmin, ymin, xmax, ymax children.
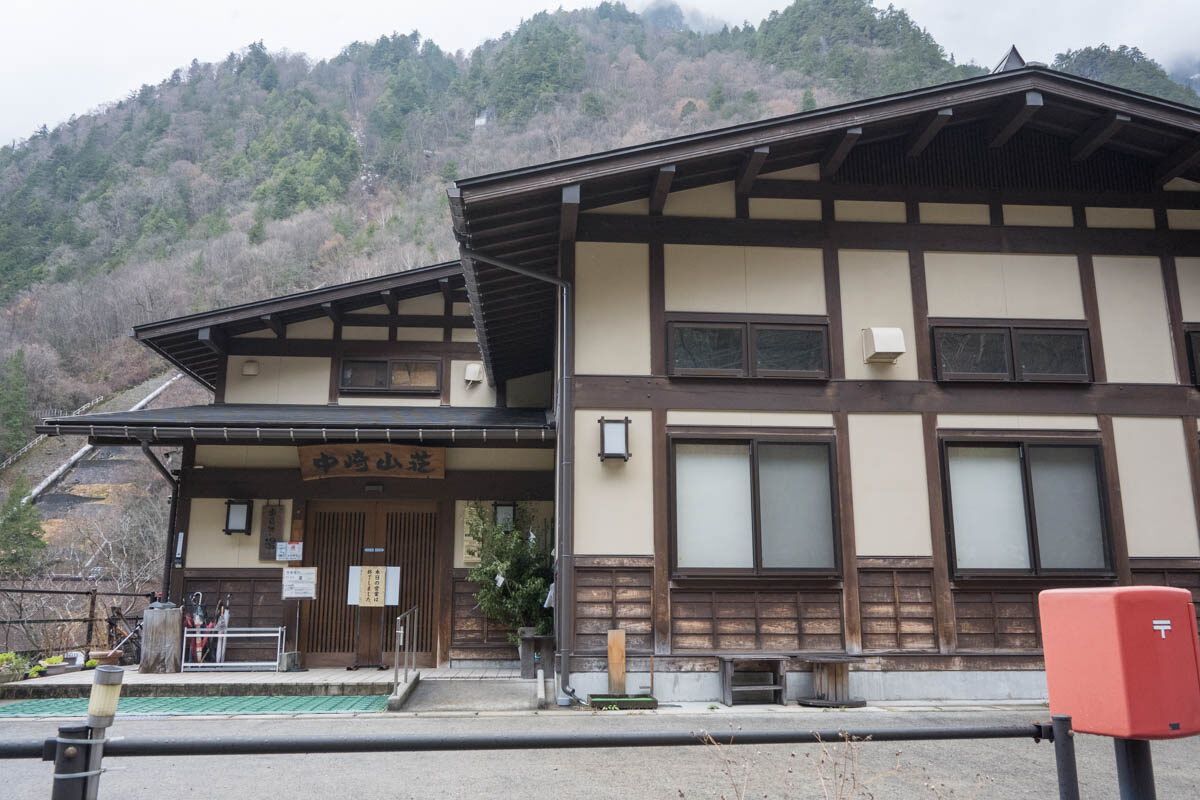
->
<box><xmin>1112</xmin><ymin>417</ymin><xmax>1200</xmax><ymax>557</ymax></box>
<box><xmin>395</xmin><ymin>293</ymin><xmax>444</xmax><ymax>314</ymax></box>
<box><xmin>449</xmin><ymin>359</ymin><xmax>496</xmax><ymax>407</ymax></box>
<box><xmin>286</xmin><ymin>318</ymin><xmax>334</xmax><ymax>339</ymax></box>
<box><xmin>1166</xmin><ymin>178</ymin><xmax>1200</xmax><ymax>191</ymax></box>
<box><xmin>662</xmin><ymin>181</ymin><xmax>735</xmax><ymax>218</ymax></box>
<box><xmin>584</xmin><ymin>198</ymin><xmax>650</xmax><ymax>215</ymax></box>
<box><xmin>336</xmin><ymin>396</ymin><xmax>441</xmax><ymax>407</ymax></box>
<box><xmin>919</xmin><ymin>203</ymin><xmax>989</xmax><ymax>225</ymax></box>
<box><xmin>759</xmin><ymin>164</ymin><xmax>819</xmax><ymax>180</ymax></box>
<box><xmin>506</xmin><ymin>371</ymin><xmax>553</xmax><ymax>408</ymax></box>
<box><xmin>1085</xmin><ymin>207</ymin><xmax>1155</xmax><ymax>229</ymax></box>
<box><xmin>924</xmin><ymin>253</ymin><xmax>1084</xmax><ymax>319</ymax></box>
<box><xmin>1002</xmin><ymin>204</ymin><xmax>1074</xmax><ymax>227</ymax></box>
<box><xmin>748</xmin><ymin>198</ymin><xmax>822</xmax><ymax>220</ymax></box>
<box><xmin>1168</xmin><ymin>209</ymin><xmax>1200</xmax><ymax>230</ymax></box>
<box><xmin>666</xmin><ymin>410</ymin><xmax>834</xmax><ymax>428</ymax></box>
<box><xmin>194</xmin><ymin>446</ymin><xmax>300</xmax><ymax>468</ymax></box>
<box><xmin>834</xmin><ymin>200</ymin><xmax>906</xmax><ymax>223</ymax></box>
<box><xmin>186</xmin><ymin>498</ymin><xmax>293</xmax><ymax>569</ymax></box>
<box><xmin>454</xmin><ymin>500</ymin><xmax>555</xmax><ymax>568</ymax></box>
<box><xmin>1092</xmin><ymin>256</ymin><xmax>1176</xmax><ymax>383</ymax></box>
<box><xmin>225</xmin><ymin>356</ymin><xmax>330</xmax><ymax>404</ymax></box>
<box><xmin>342</xmin><ymin>326</ymin><xmax>389</xmax><ymax>341</ymax></box>
<box><xmin>664</xmin><ymin>245</ymin><xmax>825</xmax><ymax>315</ymax></box>
<box><xmin>444</xmin><ymin>448</ymin><xmax>555</xmax><ymax>471</ymax></box>
<box><xmin>572</xmin><ymin>409</ymin><xmax>654</xmax><ymax>555</ymax></box>
<box><xmin>848</xmin><ymin>413</ymin><xmax>932</xmax><ymax>556</ymax></box>
<box><xmin>936</xmin><ymin>414</ymin><xmax>1099</xmax><ymax>430</ymax></box>
<box><xmin>838</xmin><ymin>250</ymin><xmax>918</xmax><ymax>380</ymax></box>
<box><xmin>1175</xmin><ymin>257</ymin><xmax>1200</xmax><ymax>322</ymax></box>
<box><xmin>394</xmin><ymin>328</ymin><xmax>443</xmax><ymax>341</ymax></box>
<box><xmin>574</xmin><ymin>242</ymin><xmax>651</xmax><ymax>375</ymax></box>
<box><xmin>451</xmin><ymin>328</ymin><xmax>478</xmax><ymax>343</ymax></box>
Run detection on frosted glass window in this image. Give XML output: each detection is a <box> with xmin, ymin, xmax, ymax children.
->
<box><xmin>675</xmin><ymin>444</ymin><xmax>754</xmax><ymax>568</ymax></box>
<box><xmin>758</xmin><ymin>444</ymin><xmax>835</xmax><ymax>568</ymax></box>
<box><xmin>947</xmin><ymin>446</ymin><xmax>1030</xmax><ymax>569</ymax></box>
<box><xmin>1029</xmin><ymin>447</ymin><xmax>1106</xmax><ymax>569</ymax></box>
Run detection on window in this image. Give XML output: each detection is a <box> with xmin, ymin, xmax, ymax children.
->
<box><xmin>933</xmin><ymin>325</ymin><xmax>1091</xmax><ymax>382</ymax></box>
<box><xmin>943</xmin><ymin>441</ymin><xmax>1110</xmax><ymax>575</ymax></box>
<box><xmin>672</xmin><ymin>439</ymin><xmax>838</xmax><ymax>575</ymax></box>
<box><xmin>340</xmin><ymin>359</ymin><xmax>440</xmax><ymax>393</ymax></box>
<box><xmin>1187</xmin><ymin>330</ymin><xmax>1200</xmax><ymax>384</ymax></box>
<box><xmin>668</xmin><ymin>319</ymin><xmax>829</xmax><ymax>379</ymax></box>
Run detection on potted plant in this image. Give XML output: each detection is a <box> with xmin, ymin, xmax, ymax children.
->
<box><xmin>0</xmin><ymin>652</ymin><xmax>30</xmax><ymax>684</ymax></box>
<box><xmin>39</xmin><ymin>654</ymin><xmax>67</xmax><ymax>676</ymax></box>
<box><xmin>465</xmin><ymin>502</ymin><xmax>554</xmax><ymax>677</ymax></box>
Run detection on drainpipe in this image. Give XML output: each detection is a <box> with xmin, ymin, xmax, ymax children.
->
<box><xmin>459</xmin><ymin>247</ymin><xmax>579</xmax><ymax>704</ymax></box>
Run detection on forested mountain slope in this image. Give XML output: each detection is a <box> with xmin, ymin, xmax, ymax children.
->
<box><xmin>0</xmin><ymin>0</ymin><xmax>1195</xmax><ymax>465</ymax></box>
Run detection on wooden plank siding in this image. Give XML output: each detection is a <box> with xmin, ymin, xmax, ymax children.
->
<box><xmin>573</xmin><ymin>567</ymin><xmax>653</xmax><ymax>654</ymax></box>
<box><xmin>858</xmin><ymin>570</ymin><xmax>938</xmax><ymax>653</ymax></box>
<box><xmin>953</xmin><ymin>590</ymin><xmax>1042</xmax><ymax>652</ymax></box>
<box><xmin>669</xmin><ymin>589</ymin><xmax>843</xmax><ymax>652</ymax></box>
<box><xmin>180</xmin><ymin>569</ymin><xmax>284</xmax><ymax>662</ymax></box>
<box><xmin>449</xmin><ymin>573</ymin><xmax>517</xmax><ymax>661</ymax></box>
<box><xmin>1132</xmin><ymin>568</ymin><xmax>1200</xmax><ymax>634</ymax></box>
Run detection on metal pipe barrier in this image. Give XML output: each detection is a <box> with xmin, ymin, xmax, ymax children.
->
<box><xmin>391</xmin><ymin>605</ymin><xmax>418</xmax><ymax>691</ymax></box>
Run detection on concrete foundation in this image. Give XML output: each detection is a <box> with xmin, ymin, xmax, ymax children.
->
<box><xmin>568</xmin><ymin>670</ymin><xmax>1048</xmax><ymax>703</ymax></box>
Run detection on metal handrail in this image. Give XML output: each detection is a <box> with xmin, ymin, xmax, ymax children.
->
<box><xmin>392</xmin><ymin>606</ymin><xmax>419</xmax><ymax>691</ymax></box>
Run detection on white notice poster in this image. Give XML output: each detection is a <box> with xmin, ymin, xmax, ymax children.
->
<box><xmin>282</xmin><ymin>567</ymin><xmax>317</xmax><ymax>599</ymax></box>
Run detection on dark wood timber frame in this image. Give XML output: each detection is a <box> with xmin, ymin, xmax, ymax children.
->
<box><xmin>938</xmin><ymin>432</ymin><xmax>1116</xmax><ymax>579</ymax></box>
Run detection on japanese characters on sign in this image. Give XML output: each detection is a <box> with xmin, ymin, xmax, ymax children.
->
<box><xmin>275</xmin><ymin>541</ymin><xmax>303</xmax><ymax>561</ymax></box>
<box><xmin>282</xmin><ymin>567</ymin><xmax>317</xmax><ymax>599</ymax></box>
<box><xmin>298</xmin><ymin>444</ymin><xmax>445</xmax><ymax>481</ymax></box>
<box><xmin>258</xmin><ymin>503</ymin><xmax>286</xmax><ymax>560</ymax></box>
<box><xmin>359</xmin><ymin>566</ymin><xmax>386</xmax><ymax>607</ymax></box>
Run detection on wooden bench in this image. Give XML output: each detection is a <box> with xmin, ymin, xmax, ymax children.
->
<box><xmin>718</xmin><ymin>653</ymin><xmax>866</xmax><ymax>707</ymax></box>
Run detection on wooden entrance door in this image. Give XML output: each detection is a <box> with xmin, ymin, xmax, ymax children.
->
<box><xmin>301</xmin><ymin>501</ymin><xmax>438</xmax><ymax>667</ymax></box>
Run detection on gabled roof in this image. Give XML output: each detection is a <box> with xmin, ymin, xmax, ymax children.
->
<box><xmin>449</xmin><ymin>64</ymin><xmax>1200</xmax><ymax>384</ymax></box>
<box><xmin>133</xmin><ymin>261</ymin><xmax>466</xmax><ymax>390</ymax></box>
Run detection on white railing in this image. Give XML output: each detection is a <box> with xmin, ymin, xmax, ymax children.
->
<box><xmin>0</xmin><ymin>395</ymin><xmax>105</xmax><ymax>472</ymax></box>
<box><xmin>392</xmin><ymin>606</ymin><xmax>419</xmax><ymax>690</ymax></box>
<box><xmin>182</xmin><ymin>626</ymin><xmax>286</xmax><ymax>671</ymax></box>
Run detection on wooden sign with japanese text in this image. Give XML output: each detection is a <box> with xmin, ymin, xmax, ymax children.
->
<box><xmin>258</xmin><ymin>503</ymin><xmax>286</xmax><ymax>560</ymax></box>
<box><xmin>359</xmin><ymin>566</ymin><xmax>386</xmax><ymax>607</ymax></box>
<box><xmin>298</xmin><ymin>444</ymin><xmax>445</xmax><ymax>481</ymax></box>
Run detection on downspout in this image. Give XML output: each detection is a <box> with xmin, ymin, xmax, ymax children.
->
<box><xmin>459</xmin><ymin>247</ymin><xmax>581</xmax><ymax>704</ymax></box>
<box><xmin>139</xmin><ymin>442</ymin><xmax>180</xmax><ymax>600</ymax></box>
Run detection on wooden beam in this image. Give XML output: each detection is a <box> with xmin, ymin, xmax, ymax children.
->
<box><xmin>987</xmin><ymin>91</ymin><xmax>1043</xmax><ymax>148</ymax></box>
<box><xmin>259</xmin><ymin>314</ymin><xmax>285</xmax><ymax>339</ymax></box>
<box><xmin>735</xmin><ymin>145</ymin><xmax>770</xmax><ymax>194</ymax></box>
<box><xmin>197</xmin><ymin>327</ymin><xmax>226</xmax><ymax>356</ymax></box>
<box><xmin>820</xmin><ymin>127</ymin><xmax>862</xmax><ymax>179</ymax></box>
<box><xmin>379</xmin><ymin>289</ymin><xmax>398</xmax><ymax>315</ymax></box>
<box><xmin>1071</xmin><ymin>112</ymin><xmax>1131</xmax><ymax>161</ymax></box>
<box><xmin>560</xmin><ymin>183</ymin><xmax>580</xmax><ymax>243</ymax></box>
<box><xmin>320</xmin><ymin>301</ymin><xmax>342</xmax><ymax>324</ymax></box>
<box><xmin>905</xmin><ymin>108</ymin><xmax>953</xmax><ymax>158</ymax></box>
<box><xmin>649</xmin><ymin>165</ymin><xmax>675</xmax><ymax>215</ymax></box>
<box><xmin>1156</xmin><ymin>136</ymin><xmax>1200</xmax><ymax>186</ymax></box>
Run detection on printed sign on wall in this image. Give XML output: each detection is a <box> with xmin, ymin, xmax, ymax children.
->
<box><xmin>282</xmin><ymin>567</ymin><xmax>317</xmax><ymax>599</ymax></box>
<box><xmin>298</xmin><ymin>445</ymin><xmax>445</xmax><ymax>481</ymax></box>
<box><xmin>275</xmin><ymin>541</ymin><xmax>303</xmax><ymax>561</ymax></box>
<box><xmin>359</xmin><ymin>565</ymin><xmax>386</xmax><ymax>607</ymax></box>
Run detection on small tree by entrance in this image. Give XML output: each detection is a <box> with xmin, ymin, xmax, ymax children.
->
<box><xmin>465</xmin><ymin>502</ymin><xmax>553</xmax><ymax>643</ymax></box>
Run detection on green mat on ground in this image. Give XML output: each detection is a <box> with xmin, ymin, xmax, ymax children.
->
<box><xmin>0</xmin><ymin>695</ymin><xmax>388</xmax><ymax>717</ymax></box>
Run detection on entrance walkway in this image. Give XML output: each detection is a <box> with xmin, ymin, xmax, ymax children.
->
<box><xmin>0</xmin><ymin>666</ymin><xmax>522</xmax><ymax>700</ymax></box>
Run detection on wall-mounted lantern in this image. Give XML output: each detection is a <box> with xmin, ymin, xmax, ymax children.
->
<box><xmin>494</xmin><ymin>501</ymin><xmax>516</xmax><ymax>529</ymax></box>
<box><xmin>224</xmin><ymin>499</ymin><xmax>253</xmax><ymax>536</ymax></box>
<box><xmin>598</xmin><ymin>416</ymin><xmax>632</xmax><ymax>462</ymax></box>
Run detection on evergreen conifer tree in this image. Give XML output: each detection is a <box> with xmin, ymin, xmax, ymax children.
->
<box><xmin>0</xmin><ymin>350</ymin><xmax>31</xmax><ymax>456</ymax></box>
<box><xmin>0</xmin><ymin>474</ymin><xmax>44</xmax><ymax>577</ymax></box>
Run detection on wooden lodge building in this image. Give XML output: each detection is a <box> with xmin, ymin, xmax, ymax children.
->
<box><xmin>39</xmin><ymin>53</ymin><xmax>1200</xmax><ymax>700</ymax></box>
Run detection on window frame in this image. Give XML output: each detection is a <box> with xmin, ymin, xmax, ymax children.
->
<box><xmin>666</xmin><ymin>313</ymin><xmax>830</xmax><ymax>380</ymax></box>
<box><xmin>940</xmin><ymin>434</ymin><xmax>1115</xmax><ymax>579</ymax></box>
<box><xmin>338</xmin><ymin>357</ymin><xmax>442</xmax><ymax>395</ymax></box>
<box><xmin>930</xmin><ymin>319</ymin><xmax>1092</xmax><ymax>384</ymax></box>
<box><xmin>668</xmin><ymin>430</ymin><xmax>842</xmax><ymax>579</ymax></box>
<box><xmin>1184</xmin><ymin>326</ymin><xmax>1200</xmax><ymax>385</ymax></box>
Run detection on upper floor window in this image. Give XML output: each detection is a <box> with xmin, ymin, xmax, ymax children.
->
<box><xmin>933</xmin><ymin>324</ymin><xmax>1091</xmax><ymax>383</ymax></box>
<box><xmin>672</xmin><ymin>437</ymin><xmax>838</xmax><ymax>576</ymax></box>
<box><xmin>340</xmin><ymin>359</ymin><xmax>440</xmax><ymax>394</ymax></box>
<box><xmin>1186</xmin><ymin>329</ymin><xmax>1200</xmax><ymax>385</ymax></box>
<box><xmin>943</xmin><ymin>440</ymin><xmax>1111</xmax><ymax>576</ymax></box>
<box><xmin>668</xmin><ymin>317</ymin><xmax>829</xmax><ymax>379</ymax></box>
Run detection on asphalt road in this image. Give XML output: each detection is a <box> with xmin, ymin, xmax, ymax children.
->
<box><xmin>2</xmin><ymin>705</ymin><xmax>1198</xmax><ymax>798</ymax></box>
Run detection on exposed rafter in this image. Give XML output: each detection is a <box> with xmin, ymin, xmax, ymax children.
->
<box><xmin>320</xmin><ymin>302</ymin><xmax>342</xmax><ymax>324</ymax></box>
<box><xmin>1071</xmin><ymin>112</ymin><xmax>1131</xmax><ymax>161</ymax></box>
<box><xmin>905</xmin><ymin>108</ymin><xmax>953</xmax><ymax>158</ymax></box>
<box><xmin>380</xmin><ymin>289</ymin><xmax>398</xmax><ymax>315</ymax></box>
<box><xmin>560</xmin><ymin>184</ymin><xmax>580</xmax><ymax>243</ymax></box>
<box><xmin>260</xmin><ymin>314</ymin><xmax>285</xmax><ymax>338</ymax></box>
<box><xmin>820</xmin><ymin>127</ymin><xmax>862</xmax><ymax>179</ymax></box>
<box><xmin>650</xmin><ymin>165</ymin><xmax>675</xmax><ymax>215</ymax></box>
<box><xmin>1156</xmin><ymin>137</ymin><xmax>1200</xmax><ymax>186</ymax></box>
<box><xmin>988</xmin><ymin>91</ymin><xmax>1043</xmax><ymax>148</ymax></box>
<box><xmin>197</xmin><ymin>327</ymin><xmax>226</xmax><ymax>356</ymax></box>
<box><xmin>736</xmin><ymin>146</ymin><xmax>770</xmax><ymax>194</ymax></box>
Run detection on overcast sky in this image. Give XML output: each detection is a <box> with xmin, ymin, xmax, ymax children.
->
<box><xmin>2</xmin><ymin>0</ymin><xmax>1198</xmax><ymax>144</ymax></box>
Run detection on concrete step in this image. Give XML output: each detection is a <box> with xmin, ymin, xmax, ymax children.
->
<box><xmin>398</xmin><ymin>678</ymin><xmax>541</xmax><ymax>712</ymax></box>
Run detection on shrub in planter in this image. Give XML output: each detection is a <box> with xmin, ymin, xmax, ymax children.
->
<box><xmin>465</xmin><ymin>501</ymin><xmax>553</xmax><ymax>645</ymax></box>
<box><xmin>0</xmin><ymin>651</ymin><xmax>30</xmax><ymax>683</ymax></box>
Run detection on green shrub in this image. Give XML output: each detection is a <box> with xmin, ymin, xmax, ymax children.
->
<box><xmin>85</xmin><ymin>658</ymin><xmax>99</xmax><ymax>668</ymax></box>
<box><xmin>465</xmin><ymin>502</ymin><xmax>553</xmax><ymax>644</ymax></box>
<box><xmin>42</xmin><ymin>654</ymin><xmax>63</xmax><ymax>665</ymax></box>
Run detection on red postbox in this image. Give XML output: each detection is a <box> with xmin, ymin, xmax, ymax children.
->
<box><xmin>1039</xmin><ymin>586</ymin><xmax>1200</xmax><ymax>740</ymax></box>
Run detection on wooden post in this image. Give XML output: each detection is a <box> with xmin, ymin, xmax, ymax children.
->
<box><xmin>84</xmin><ymin>589</ymin><xmax>97</xmax><ymax>648</ymax></box>
<box><xmin>139</xmin><ymin>606</ymin><xmax>183</xmax><ymax>673</ymax></box>
<box><xmin>607</xmin><ymin>629</ymin><xmax>626</xmax><ymax>696</ymax></box>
